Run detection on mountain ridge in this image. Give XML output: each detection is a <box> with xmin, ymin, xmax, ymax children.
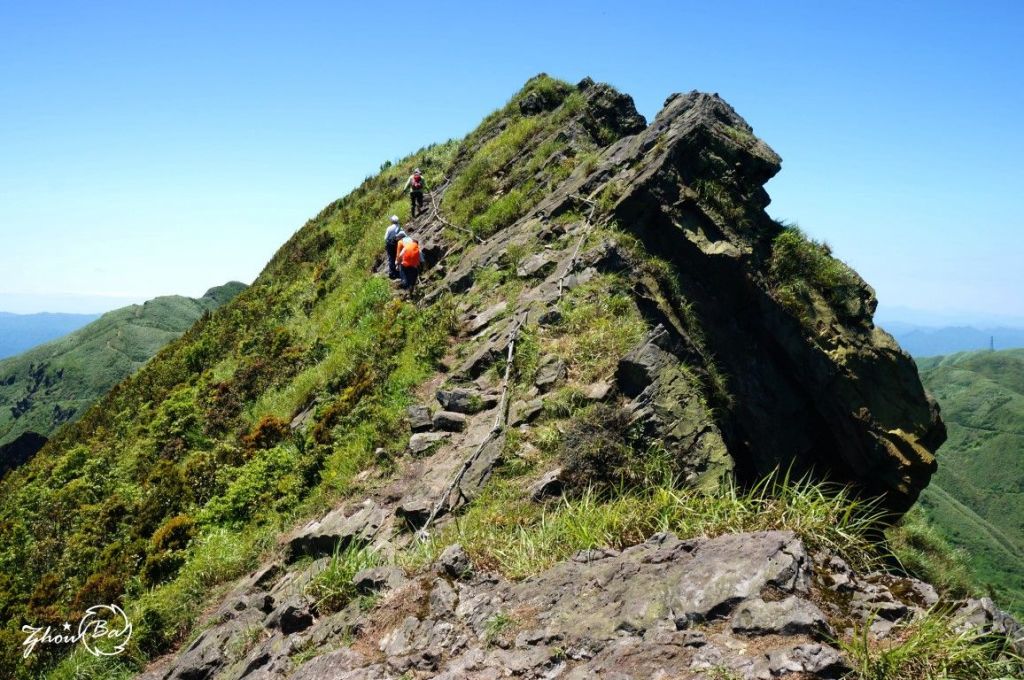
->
<box><xmin>916</xmin><ymin>348</ymin><xmax>1024</xmax><ymax>615</ymax></box>
<box><xmin>2</xmin><ymin>76</ymin><xmax>1016</xmax><ymax>679</ymax></box>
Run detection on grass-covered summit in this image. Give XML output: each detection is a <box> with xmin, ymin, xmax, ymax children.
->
<box><xmin>0</xmin><ymin>76</ymin><xmax>974</xmax><ymax>679</ymax></box>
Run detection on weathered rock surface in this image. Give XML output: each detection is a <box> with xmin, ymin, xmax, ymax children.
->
<box><xmin>408</xmin><ymin>431</ymin><xmax>449</xmax><ymax>454</ymax></box>
<box><xmin>135</xmin><ymin>78</ymin><xmax>967</xmax><ymax>680</ymax></box>
<box><xmin>433</xmin><ymin>410</ymin><xmax>469</xmax><ymax>432</ymax></box>
<box><xmin>287</xmin><ymin>500</ymin><xmax>387</xmax><ymax>561</ymax></box>
<box><xmin>436</xmin><ymin>387</ymin><xmax>499</xmax><ymax>414</ymax></box>
<box><xmin>569</xmin><ymin>89</ymin><xmax>945</xmax><ymax>510</ymax></box>
<box><xmin>406</xmin><ymin>404</ymin><xmax>433</xmax><ymax>432</ymax></box>
<box><xmin>142</xmin><ymin>523</ymin><xmax>1024</xmax><ymax>680</ymax></box>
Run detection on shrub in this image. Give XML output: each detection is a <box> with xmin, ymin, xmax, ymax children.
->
<box><xmin>242</xmin><ymin>415</ymin><xmax>290</xmax><ymax>452</ymax></box>
<box><xmin>558</xmin><ymin>404</ymin><xmax>637</xmax><ymax>493</ymax></box>
<box><xmin>151</xmin><ymin>514</ymin><xmax>196</xmax><ymax>553</ymax></box>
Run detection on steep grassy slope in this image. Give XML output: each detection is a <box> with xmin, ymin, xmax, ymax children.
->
<box><xmin>0</xmin><ymin>283</ymin><xmax>246</xmax><ymax>456</ymax></box>
<box><xmin>0</xmin><ymin>312</ymin><xmax>99</xmax><ymax>359</ymax></box>
<box><xmin>916</xmin><ymin>349</ymin><xmax>1024</xmax><ymax>614</ymax></box>
<box><xmin>0</xmin><ymin>76</ymin><xmax>954</xmax><ymax>678</ymax></box>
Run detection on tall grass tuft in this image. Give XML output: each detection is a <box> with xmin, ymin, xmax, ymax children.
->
<box><xmin>305</xmin><ymin>542</ymin><xmax>381</xmax><ymax>614</ymax></box>
<box><xmin>840</xmin><ymin>609</ymin><xmax>1024</xmax><ymax>680</ymax></box>
<box><xmin>408</xmin><ymin>471</ymin><xmax>883</xmax><ymax>580</ymax></box>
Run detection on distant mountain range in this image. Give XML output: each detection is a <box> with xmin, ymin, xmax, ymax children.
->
<box><xmin>0</xmin><ymin>311</ymin><xmax>100</xmax><ymax>359</ymax></box>
<box><xmin>0</xmin><ymin>282</ymin><xmax>246</xmax><ymax>474</ymax></box>
<box><xmin>916</xmin><ymin>348</ymin><xmax>1024</xmax><ymax>614</ymax></box>
<box><xmin>887</xmin><ymin>323</ymin><xmax>1024</xmax><ymax>356</ymax></box>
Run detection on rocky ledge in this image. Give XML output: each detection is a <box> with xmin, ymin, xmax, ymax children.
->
<box><xmin>140</xmin><ymin>530</ymin><xmax>1021</xmax><ymax>679</ymax></box>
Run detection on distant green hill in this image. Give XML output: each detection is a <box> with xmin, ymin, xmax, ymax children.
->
<box><xmin>917</xmin><ymin>348</ymin><xmax>1024</xmax><ymax>614</ymax></box>
<box><xmin>0</xmin><ymin>283</ymin><xmax>246</xmax><ymax>462</ymax></box>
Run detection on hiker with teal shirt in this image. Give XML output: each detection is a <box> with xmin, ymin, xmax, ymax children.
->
<box><xmin>384</xmin><ymin>216</ymin><xmax>403</xmax><ymax>279</ymax></box>
<box><xmin>404</xmin><ymin>168</ymin><xmax>426</xmax><ymax>218</ymax></box>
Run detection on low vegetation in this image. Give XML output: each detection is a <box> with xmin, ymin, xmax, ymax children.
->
<box><xmin>839</xmin><ymin>608</ymin><xmax>1023</xmax><ymax>679</ymax></box>
<box><xmin>306</xmin><ymin>542</ymin><xmax>382</xmax><ymax>614</ymax></box>
<box><xmin>768</xmin><ymin>225</ymin><xmax>861</xmax><ymax>324</ymax></box>
<box><xmin>885</xmin><ymin>506</ymin><xmax>977</xmax><ymax>599</ymax></box>
<box><xmin>409</xmin><ymin>471</ymin><xmax>883</xmax><ymax>580</ymax></box>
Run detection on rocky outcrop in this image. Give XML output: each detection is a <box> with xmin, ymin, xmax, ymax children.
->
<box><xmin>134</xmin><ymin>78</ymin><xmax>961</xmax><ymax>679</ymax></box>
<box><xmin>142</xmin><ymin>530</ymin><xmax>1019</xmax><ymax>679</ymax></box>
<box><xmin>528</xmin><ymin>87</ymin><xmax>944</xmax><ymax>510</ymax></box>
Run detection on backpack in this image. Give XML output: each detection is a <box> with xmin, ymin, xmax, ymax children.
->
<box><xmin>411</xmin><ymin>174</ymin><xmax>423</xmax><ymax>191</ymax></box>
<box><xmin>400</xmin><ymin>239</ymin><xmax>421</xmax><ymax>267</ymax></box>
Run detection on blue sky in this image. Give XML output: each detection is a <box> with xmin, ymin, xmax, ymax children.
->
<box><xmin>1</xmin><ymin>1</ymin><xmax>1022</xmax><ymax>323</ymax></box>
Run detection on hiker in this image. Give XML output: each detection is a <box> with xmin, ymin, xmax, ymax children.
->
<box><xmin>384</xmin><ymin>216</ymin><xmax>403</xmax><ymax>279</ymax></box>
<box><xmin>396</xmin><ymin>233</ymin><xmax>423</xmax><ymax>291</ymax></box>
<box><xmin>404</xmin><ymin>168</ymin><xmax>426</xmax><ymax>218</ymax></box>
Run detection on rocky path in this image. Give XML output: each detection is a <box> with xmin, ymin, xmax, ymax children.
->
<box><xmin>135</xmin><ymin>80</ymin><xmax>1017</xmax><ymax>678</ymax></box>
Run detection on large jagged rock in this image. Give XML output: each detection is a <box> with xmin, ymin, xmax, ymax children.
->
<box><xmin>535</xmin><ymin>88</ymin><xmax>944</xmax><ymax>511</ymax></box>
<box><xmin>135</xmin><ymin>78</ymin><xmax>965</xmax><ymax>680</ymax></box>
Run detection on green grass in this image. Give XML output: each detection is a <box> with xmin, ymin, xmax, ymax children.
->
<box><xmin>839</xmin><ymin>608</ymin><xmax>1024</xmax><ymax>680</ymax></box>
<box><xmin>483</xmin><ymin>611</ymin><xmax>515</xmax><ymax>645</ymax></box>
<box><xmin>914</xmin><ymin>349</ymin><xmax>1024</xmax><ymax>616</ymax></box>
<box><xmin>885</xmin><ymin>506</ymin><xmax>977</xmax><ymax>599</ymax></box>
<box><xmin>407</xmin><ymin>471</ymin><xmax>884</xmax><ymax>580</ymax></box>
<box><xmin>545</xmin><ymin>274</ymin><xmax>647</xmax><ymax>384</ymax></box>
<box><xmin>768</xmin><ymin>225</ymin><xmax>861</xmax><ymax>324</ymax></box>
<box><xmin>305</xmin><ymin>542</ymin><xmax>382</xmax><ymax>614</ymax></box>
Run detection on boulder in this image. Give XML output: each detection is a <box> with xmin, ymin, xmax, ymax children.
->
<box><xmin>465</xmin><ymin>301</ymin><xmax>507</xmax><ymax>334</ymax></box>
<box><xmin>534</xmin><ymin>356</ymin><xmax>567</xmax><ymax>391</ymax></box>
<box><xmin>436</xmin><ymin>387</ymin><xmax>497</xmax><ymax>414</ymax></box>
<box><xmin>581</xmin><ymin>381</ymin><xmax>612</xmax><ymax>401</ymax></box>
<box><xmin>528</xmin><ymin>468</ymin><xmax>564</xmax><ymax>501</ymax></box>
<box><xmin>265</xmin><ymin>602</ymin><xmax>313</xmax><ymax>634</ymax></box>
<box><xmin>407</xmin><ymin>405</ymin><xmax>433</xmax><ymax>432</ymax></box>
<box><xmin>516</xmin><ymin>252</ymin><xmax>558</xmax><ymax>279</ymax></box>
<box><xmin>287</xmin><ymin>500</ymin><xmax>386</xmax><ymax>561</ymax></box>
<box><xmin>352</xmin><ymin>565</ymin><xmax>407</xmax><ymax>594</ymax></box>
<box><xmin>438</xmin><ymin>544</ymin><xmax>473</xmax><ymax>579</ymax></box>
<box><xmin>432</xmin><ymin>411</ymin><xmax>468</xmax><ymax>432</ymax></box>
<box><xmin>409</xmin><ymin>431</ymin><xmax>449</xmax><ymax>455</ymax></box>
<box><xmin>730</xmin><ymin>596</ymin><xmax>831</xmax><ymax>638</ymax></box>
<box><xmin>509</xmin><ymin>398</ymin><xmax>544</xmax><ymax>426</ymax></box>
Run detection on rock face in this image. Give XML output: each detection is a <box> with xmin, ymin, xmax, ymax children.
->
<box><xmin>143</xmin><ymin>530</ymin><xmax>1017</xmax><ymax>679</ymax></box>
<box><xmin>132</xmin><ymin>78</ymin><xmax>960</xmax><ymax>680</ymax></box>
<box><xmin>530</xmin><ymin>88</ymin><xmax>945</xmax><ymax>510</ymax></box>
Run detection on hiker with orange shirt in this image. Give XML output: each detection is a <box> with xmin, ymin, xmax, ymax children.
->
<box><xmin>395</xmin><ymin>232</ymin><xmax>423</xmax><ymax>291</ymax></box>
